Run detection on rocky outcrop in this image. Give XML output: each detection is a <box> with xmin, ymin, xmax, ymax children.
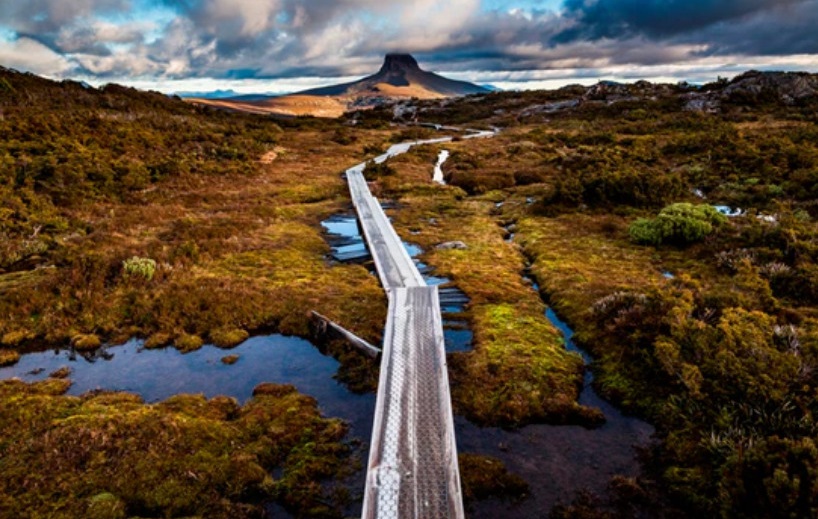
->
<box><xmin>721</xmin><ymin>70</ymin><xmax>818</xmax><ymax>103</ymax></box>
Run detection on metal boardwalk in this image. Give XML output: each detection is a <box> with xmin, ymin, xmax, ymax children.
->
<box><xmin>345</xmin><ymin>144</ymin><xmax>464</xmax><ymax>519</ymax></box>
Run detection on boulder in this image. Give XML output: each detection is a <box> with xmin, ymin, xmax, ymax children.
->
<box><xmin>436</xmin><ymin>241</ymin><xmax>468</xmax><ymax>251</ymax></box>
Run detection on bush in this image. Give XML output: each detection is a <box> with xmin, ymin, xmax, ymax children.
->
<box><xmin>628</xmin><ymin>218</ymin><xmax>663</xmax><ymax>245</ymax></box>
<box><xmin>630</xmin><ymin>203</ymin><xmax>726</xmax><ymax>245</ymax></box>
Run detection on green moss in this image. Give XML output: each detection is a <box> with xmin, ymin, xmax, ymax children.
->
<box><xmin>175</xmin><ymin>333</ymin><xmax>204</xmax><ymax>353</ymax></box>
<box><xmin>210</xmin><ymin>327</ymin><xmax>249</xmax><ymax>348</ymax></box>
<box><xmin>0</xmin><ymin>380</ymin><xmax>350</xmax><ymax>518</ymax></box>
<box><xmin>72</xmin><ymin>333</ymin><xmax>102</xmax><ymax>351</ymax></box>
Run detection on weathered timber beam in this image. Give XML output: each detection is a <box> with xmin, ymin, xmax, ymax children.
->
<box><xmin>310</xmin><ymin>311</ymin><xmax>381</xmax><ymax>358</ymax></box>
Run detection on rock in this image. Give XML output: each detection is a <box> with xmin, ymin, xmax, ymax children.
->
<box><xmin>722</xmin><ymin>70</ymin><xmax>818</xmax><ymax>102</ymax></box>
<box><xmin>436</xmin><ymin>241</ymin><xmax>468</xmax><ymax>251</ymax></box>
<box><xmin>683</xmin><ymin>96</ymin><xmax>720</xmax><ymax>113</ymax></box>
<box><xmin>221</xmin><ymin>354</ymin><xmax>240</xmax><ymax>365</ymax></box>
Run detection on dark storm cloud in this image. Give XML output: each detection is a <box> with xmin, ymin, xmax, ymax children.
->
<box><xmin>684</xmin><ymin>0</ymin><xmax>818</xmax><ymax>57</ymax></box>
<box><xmin>1</xmin><ymin>0</ymin><xmax>817</xmax><ymax>83</ymax></box>
<box><xmin>0</xmin><ymin>0</ymin><xmax>129</xmax><ymax>33</ymax></box>
<box><xmin>553</xmin><ymin>0</ymin><xmax>803</xmax><ymax>42</ymax></box>
<box><xmin>550</xmin><ymin>0</ymin><xmax>818</xmax><ymax>60</ymax></box>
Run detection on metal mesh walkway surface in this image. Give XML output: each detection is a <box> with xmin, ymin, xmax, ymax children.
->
<box><xmin>345</xmin><ymin>148</ymin><xmax>465</xmax><ymax>519</ymax></box>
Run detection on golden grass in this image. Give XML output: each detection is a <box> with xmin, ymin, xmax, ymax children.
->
<box><xmin>0</xmin><ymin>126</ymin><xmax>393</xmax><ymax>354</ymax></box>
<box><xmin>189</xmin><ymin>95</ymin><xmax>348</xmax><ymax>118</ymax></box>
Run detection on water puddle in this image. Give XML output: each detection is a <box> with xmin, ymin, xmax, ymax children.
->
<box><xmin>713</xmin><ymin>205</ymin><xmax>744</xmax><ymax>217</ymax></box>
<box><xmin>0</xmin><ymin>336</ymin><xmax>376</xmax><ymax>437</ymax></box>
<box><xmin>433</xmin><ymin>149</ymin><xmax>450</xmax><ymax>185</ymax></box>
<box><xmin>322</xmin><ymin>215</ymin><xmax>371</xmax><ymax>263</ymax></box>
<box><xmin>452</xmin><ymin>270</ymin><xmax>654</xmax><ymax>517</ymax></box>
<box><xmin>322</xmin><ymin>212</ymin><xmax>473</xmax><ymax>352</ymax></box>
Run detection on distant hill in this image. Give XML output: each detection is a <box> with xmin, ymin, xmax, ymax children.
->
<box><xmin>189</xmin><ymin>54</ymin><xmax>490</xmax><ymax>118</ymax></box>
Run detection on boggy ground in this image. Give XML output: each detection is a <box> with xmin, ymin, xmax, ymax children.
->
<box><xmin>0</xmin><ymin>378</ymin><xmax>350</xmax><ymax>518</ymax></box>
<box><xmin>423</xmin><ymin>94</ymin><xmax>818</xmax><ymax>517</ymax></box>
<box><xmin>371</xmin><ymin>145</ymin><xmax>603</xmax><ymax>428</ymax></box>
<box><xmin>0</xmin><ymin>69</ymin><xmax>392</xmax><ymax>355</ymax></box>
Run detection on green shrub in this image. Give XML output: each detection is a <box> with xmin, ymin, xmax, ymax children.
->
<box><xmin>122</xmin><ymin>256</ymin><xmax>157</xmax><ymax>281</ymax></box>
<box><xmin>630</xmin><ymin>203</ymin><xmax>726</xmax><ymax>245</ymax></box>
<box><xmin>628</xmin><ymin>218</ymin><xmax>663</xmax><ymax>245</ymax></box>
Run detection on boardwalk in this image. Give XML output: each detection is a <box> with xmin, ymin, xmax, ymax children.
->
<box><xmin>345</xmin><ymin>140</ymin><xmax>465</xmax><ymax>519</ymax></box>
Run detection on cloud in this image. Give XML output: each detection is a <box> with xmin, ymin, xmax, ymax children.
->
<box><xmin>0</xmin><ymin>0</ymin><xmax>129</xmax><ymax>33</ymax></box>
<box><xmin>0</xmin><ymin>0</ymin><xmax>817</xmax><ymax>88</ymax></box>
<box><xmin>0</xmin><ymin>36</ymin><xmax>74</xmax><ymax>75</ymax></box>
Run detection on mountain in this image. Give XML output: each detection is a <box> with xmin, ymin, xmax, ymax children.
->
<box><xmin>299</xmin><ymin>54</ymin><xmax>489</xmax><ymax>98</ymax></box>
<box><xmin>188</xmin><ymin>54</ymin><xmax>490</xmax><ymax>118</ymax></box>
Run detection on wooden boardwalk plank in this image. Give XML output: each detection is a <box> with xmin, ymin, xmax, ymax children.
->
<box><xmin>362</xmin><ymin>287</ymin><xmax>463</xmax><ymax>519</ymax></box>
<box><xmin>344</xmin><ymin>149</ymin><xmax>465</xmax><ymax>519</ymax></box>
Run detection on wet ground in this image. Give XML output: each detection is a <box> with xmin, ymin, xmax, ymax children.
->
<box><xmin>0</xmin><ymin>210</ymin><xmax>654</xmax><ymax>518</ymax></box>
<box><xmin>323</xmin><ymin>212</ymin><xmax>654</xmax><ymax>516</ymax></box>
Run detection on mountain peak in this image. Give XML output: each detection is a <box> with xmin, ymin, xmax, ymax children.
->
<box><xmin>380</xmin><ymin>54</ymin><xmax>421</xmax><ymax>73</ymax></box>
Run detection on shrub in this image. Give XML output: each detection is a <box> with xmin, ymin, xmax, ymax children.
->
<box><xmin>630</xmin><ymin>203</ymin><xmax>726</xmax><ymax>245</ymax></box>
<box><xmin>363</xmin><ymin>160</ymin><xmax>395</xmax><ymax>180</ymax></box>
<box><xmin>122</xmin><ymin>256</ymin><xmax>157</xmax><ymax>281</ymax></box>
<box><xmin>628</xmin><ymin>218</ymin><xmax>663</xmax><ymax>245</ymax></box>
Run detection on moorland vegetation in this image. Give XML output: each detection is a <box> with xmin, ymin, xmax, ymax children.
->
<box><xmin>4</xmin><ymin>65</ymin><xmax>818</xmax><ymax>517</ymax></box>
<box><xmin>376</xmin><ymin>77</ymin><xmax>818</xmax><ymax>517</ymax></box>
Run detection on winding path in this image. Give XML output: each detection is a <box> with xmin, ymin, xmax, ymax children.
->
<box><xmin>345</xmin><ymin>131</ymin><xmax>493</xmax><ymax>519</ymax></box>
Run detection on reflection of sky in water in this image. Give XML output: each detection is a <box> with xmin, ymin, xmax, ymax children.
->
<box><xmin>319</xmin><ymin>207</ymin><xmax>654</xmax><ymax>516</ymax></box>
<box><xmin>322</xmin><ymin>213</ymin><xmax>473</xmax><ymax>352</ymax></box>
<box><xmin>0</xmin><ymin>336</ymin><xmax>375</xmax><ymax>438</ymax></box>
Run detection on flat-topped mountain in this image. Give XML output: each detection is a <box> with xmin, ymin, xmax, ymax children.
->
<box><xmin>190</xmin><ymin>54</ymin><xmax>490</xmax><ymax>117</ymax></box>
<box><xmin>300</xmin><ymin>54</ymin><xmax>489</xmax><ymax>98</ymax></box>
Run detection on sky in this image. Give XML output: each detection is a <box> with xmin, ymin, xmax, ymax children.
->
<box><xmin>1</xmin><ymin>0</ymin><xmax>817</xmax><ymax>95</ymax></box>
